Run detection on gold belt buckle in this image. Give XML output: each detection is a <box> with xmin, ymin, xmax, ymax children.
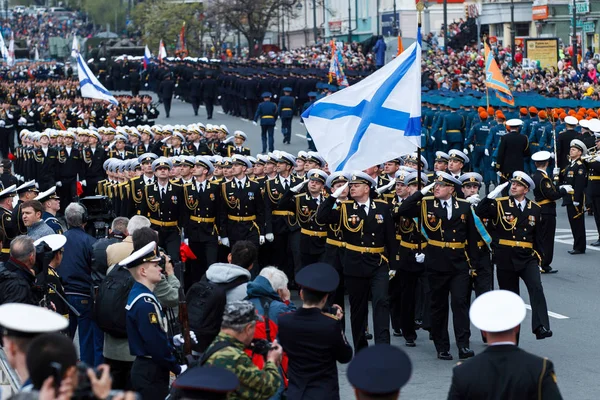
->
<box><xmin>444</xmin><ymin>242</ymin><xmax>450</xmax><ymax>248</ymax></box>
<box><xmin>515</xmin><ymin>241</ymin><xmax>520</xmax><ymax>246</ymax></box>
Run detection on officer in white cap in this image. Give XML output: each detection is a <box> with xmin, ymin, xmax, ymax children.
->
<box><xmin>448</xmin><ymin>149</ymin><xmax>469</xmax><ymax>179</ymax></box>
<box><xmin>588</xmin><ymin>120</ymin><xmax>600</xmax><ymax>246</ymax></box>
<box><xmin>317</xmin><ymin>170</ymin><xmax>398</xmax><ymax>351</ymax></box>
<box><xmin>560</xmin><ymin>139</ymin><xmax>588</xmax><ymax>255</ymax></box>
<box><xmin>496</xmin><ymin>118</ymin><xmax>529</xmax><ymax>188</ymax></box>
<box><xmin>0</xmin><ymin>184</ymin><xmax>17</xmax><ymax>261</ymax></box>
<box><xmin>0</xmin><ymin>303</ymin><xmax>69</xmax><ymax>390</ymax></box>
<box><xmin>477</xmin><ymin>171</ymin><xmax>553</xmax><ymax>340</ymax></box>
<box><xmin>34</xmin><ymin>234</ymin><xmax>69</xmax><ymax>319</ymax></box>
<box><xmin>229</xmin><ymin>131</ymin><xmax>250</xmax><ymax>156</ymax></box>
<box><xmin>531</xmin><ymin>151</ymin><xmax>571</xmax><ymax>273</ymax></box>
<box><xmin>556</xmin><ymin>115</ymin><xmax>581</xmax><ymax>173</ymax></box>
<box><xmin>448</xmin><ymin>290</ymin><xmax>562</xmax><ymax>399</ymax></box>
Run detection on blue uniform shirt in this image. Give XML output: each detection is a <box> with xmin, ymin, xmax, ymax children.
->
<box><xmin>254</xmin><ymin>101</ymin><xmax>278</xmax><ymax>126</ymax></box>
<box><xmin>278</xmin><ymin>96</ymin><xmax>295</xmax><ymax>119</ymax></box>
<box><xmin>42</xmin><ymin>211</ymin><xmax>63</xmax><ymax>234</ymax></box>
<box><xmin>126</xmin><ymin>281</ymin><xmax>181</xmax><ymax>374</ymax></box>
<box><xmin>465</xmin><ymin>121</ymin><xmax>492</xmax><ymax>147</ymax></box>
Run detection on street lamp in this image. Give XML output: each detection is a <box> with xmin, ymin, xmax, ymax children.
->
<box><xmin>572</xmin><ymin>0</ymin><xmax>578</xmax><ymax>70</ymax></box>
<box><xmin>393</xmin><ymin>0</ymin><xmax>398</xmax><ymax>37</ymax></box>
<box><xmin>312</xmin><ymin>0</ymin><xmax>318</xmax><ymax>44</ymax></box>
<box><xmin>510</xmin><ymin>0</ymin><xmax>515</xmax><ymax>64</ymax></box>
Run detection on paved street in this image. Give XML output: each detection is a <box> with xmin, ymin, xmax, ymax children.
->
<box><xmin>153</xmin><ymin>95</ymin><xmax>600</xmax><ymax>399</ymax></box>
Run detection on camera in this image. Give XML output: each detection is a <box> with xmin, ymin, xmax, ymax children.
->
<box><xmin>80</xmin><ymin>196</ymin><xmax>116</xmax><ymax>239</ymax></box>
<box><xmin>72</xmin><ymin>362</ymin><xmax>102</xmax><ymax>400</ymax></box>
<box><xmin>250</xmin><ymin>339</ymin><xmax>272</xmax><ymax>357</ymax></box>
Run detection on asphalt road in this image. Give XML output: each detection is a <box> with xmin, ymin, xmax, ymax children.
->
<box><xmin>154</xmin><ymin>95</ymin><xmax>600</xmax><ymax>399</ymax></box>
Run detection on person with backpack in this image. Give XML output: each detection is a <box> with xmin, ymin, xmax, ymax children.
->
<box><xmin>91</xmin><ymin>217</ymin><xmax>129</xmax><ymax>280</ymax></box>
<box><xmin>188</xmin><ymin>240</ymin><xmax>257</xmax><ymax>353</ymax></box>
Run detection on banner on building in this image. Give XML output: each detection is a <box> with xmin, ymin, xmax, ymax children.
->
<box><xmin>329</xmin><ymin>21</ymin><xmax>342</xmax><ymax>33</ymax></box>
<box><xmin>532</xmin><ymin>5</ymin><xmax>549</xmax><ymax>20</ymax></box>
<box><xmin>525</xmin><ymin>38</ymin><xmax>559</xmax><ymax>69</ymax></box>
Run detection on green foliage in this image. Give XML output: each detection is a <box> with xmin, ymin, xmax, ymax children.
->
<box><xmin>131</xmin><ymin>0</ymin><xmax>205</xmax><ymax>56</ymax></box>
<box><xmin>81</xmin><ymin>0</ymin><xmax>127</xmax><ymax>32</ymax></box>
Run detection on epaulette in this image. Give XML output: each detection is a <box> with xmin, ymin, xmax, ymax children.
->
<box><xmin>321</xmin><ymin>312</ymin><xmax>339</xmax><ymax>321</ymax></box>
<box><xmin>130</xmin><ymin>176</ymin><xmax>140</xmax><ymax>181</ymax></box>
<box><xmin>577</xmin><ymin>160</ymin><xmax>583</xmax><ymax>165</ymax></box>
<box><xmin>423</xmin><ymin>196</ymin><xmax>435</xmax><ymax>200</ymax></box>
<box><xmin>170</xmin><ymin>181</ymin><xmax>182</xmax><ymax>187</ymax></box>
<box><xmin>530</xmin><ymin>201</ymin><xmax>541</xmax><ymax>209</ymax></box>
<box><xmin>455</xmin><ymin>198</ymin><xmax>469</xmax><ymax>203</ymax></box>
<box><xmin>248</xmin><ymin>178</ymin><xmax>258</xmax><ymax>183</ymax></box>
<box><xmin>374</xmin><ymin>199</ymin><xmax>387</xmax><ymax>204</ymax></box>
<box><xmin>496</xmin><ymin>196</ymin><xmax>509</xmax><ymax>201</ymax></box>
<box><xmin>341</xmin><ymin>200</ymin><xmax>354</xmax><ymax>204</ymax></box>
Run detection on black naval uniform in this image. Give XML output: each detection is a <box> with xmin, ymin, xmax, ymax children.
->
<box><xmin>32</xmin><ymin>147</ymin><xmax>58</xmax><ymax>191</ymax></box>
<box><xmin>278</xmin><ymin>308</ymin><xmax>353</xmax><ymax>400</ymax></box>
<box><xmin>0</xmin><ymin>206</ymin><xmax>14</xmax><ymax>262</ymax></box>
<box><xmin>218</xmin><ymin>177</ymin><xmax>265</xmax><ymax>248</ymax></box>
<box><xmin>562</xmin><ymin>158</ymin><xmax>587</xmax><ymax>253</ymax></box>
<box><xmin>448</xmin><ymin>345</ymin><xmax>563</xmax><ymax>400</ymax></box>
<box><xmin>182</xmin><ymin>179</ymin><xmax>220</xmax><ymax>289</ymax></box>
<box><xmin>82</xmin><ymin>144</ymin><xmax>107</xmax><ymax>197</ymax></box>
<box><xmin>396</xmin><ymin>191</ymin><xmax>479</xmax><ymax>355</ymax></box>
<box><xmin>589</xmin><ymin>157</ymin><xmax>600</xmax><ymax>244</ymax></box>
<box><xmin>56</xmin><ymin>146</ymin><xmax>85</xmax><ymax>212</ymax></box>
<box><xmin>532</xmin><ymin>169</ymin><xmax>566</xmax><ymax>270</ymax></box>
<box><xmin>139</xmin><ymin>181</ymin><xmax>184</xmax><ymax>261</ymax></box>
<box><xmin>264</xmin><ymin>175</ymin><xmax>302</xmax><ymax>280</ymax></box>
<box><xmin>496</xmin><ymin>130</ymin><xmax>530</xmax><ymax>183</ymax></box>
<box><xmin>476</xmin><ymin>196</ymin><xmax>551</xmax><ymax>334</ymax></box>
<box><xmin>279</xmin><ymin>188</ymin><xmax>328</xmax><ymax>269</ymax></box>
<box><xmin>317</xmin><ymin>196</ymin><xmax>397</xmax><ymax>351</ymax></box>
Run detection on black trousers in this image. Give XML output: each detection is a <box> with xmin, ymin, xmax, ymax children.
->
<box><xmin>324</xmin><ymin>245</ymin><xmax>346</xmax><ymax>313</ymax></box>
<box><xmin>415</xmin><ymin>273</ymin><xmax>431</xmax><ymax>330</ymax></box>
<box><xmin>299</xmin><ymin>250</ymin><xmax>326</xmax><ymax>272</ymax></box>
<box><xmin>497</xmin><ymin>262</ymin><xmax>550</xmax><ymax>333</ymax></box>
<box><xmin>472</xmin><ymin>250</ymin><xmax>493</xmax><ymax>297</ymax></box>
<box><xmin>591</xmin><ymin>195</ymin><xmax>600</xmax><ymax>239</ymax></box>
<box><xmin>205</xmin><ymin>99</ymin><xmax>214</xmax><ymax>119</ymax></box>
<box><xmin>186</xmin><ymin>239</ymin><xmax>218</xmax><ymax>290</ymax></box>
<box><xmin>389</xmin><ymin>269</ymin><xmax>402</xmax><ymax>332</ymax></box>
<box><xmin>345</xmin><ymin>268</ymin><xmax>390</xmax><ymax>352</ymax></box>
<box><xmin>281</xmin><ymin>118</ymin><xmax>292</xmax><ymax>141</ymax></box>
<box><xmin>157</xmin><ymin>228</ymin><xmax>181</xmax><ymax>262</ymax></box>
<box><xmin>567</xmin><ymin>204</ymin><xmax>586</xmax><ymax>252</ymax></box>
<box><xmin>428</xmin><ymin>270</ymin><xmax>471</xmax><ymax>353</ymax></box>
<box><xmin>162</xmin><ymin>97</ymin><xmax>172</xmax><ymax>117</ymax></box>
<box><xmin>57</xmin><ymin>179</ymin><xmax>77</xmax><ymax>213</ymax></box>
<box><xmin>540</xmin><ymin>214</ymin><xmax>557</xmax><ymax>267</ymax></box>
<box><xmin>104</xmin><ymin>358</ymin><xmax>132</xmax><ymax>391</ymax></box>
<box><xmin>399</xmin><ymin>270</ymin><xmax>422</xmax><ymax>341</ymax></box>
<box><xmin>191</xmin><ymin>96</ymin><xmax>201</xmax><ymax>115</ymax></box>
<box><xmin>131</xmin><ymin>357</ymin><xmax>170</xmax><ymax>400</ymax></box>
<box><xmin>270</xmin><ymin>231</ymin><xmax>293</xmax><ymax>278</ymax></box>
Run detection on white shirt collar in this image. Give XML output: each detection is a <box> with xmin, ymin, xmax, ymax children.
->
<box><xmin>235</xmin><ymin>177</ymin><xmax>247</xmax><ymax>187</ymax></box>
<box><xmin>489</xmin><ymin>341</ymin><xmax>516</xmax><ymax>346</ymax></box>
<box><xmin>157</xmin><ymin>181</ymin><xmax>168</xmax><ymax>191</ymax></box>
<box><xmin>358</xmin><ymin>199</ymin><xmax>371</xmax><ymax>209</ymax></box>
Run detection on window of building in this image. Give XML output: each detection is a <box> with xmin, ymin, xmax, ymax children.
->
<box><xmin>516</xmin><ymin>23</ymin><xmax>530</xmax><ymax>37</ymax></box>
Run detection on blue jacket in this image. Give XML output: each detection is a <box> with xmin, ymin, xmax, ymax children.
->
<box><xmin>61</xmin><ymin>227</ymin><xmax>97</xmax><ymax>295</ymax></box>
<box><xmin>278</xmin><ymin>96</ymin><xmax>295</xmax><ymax>119</ymax></box>
<box><xmin>255</xmin><ymin>101</ymin><xmax>278</xmax><ymax>126</ymax></box>
<box><xmin>373</xmin><ymin>38</ymin><xmax>386</xmax><ymax>66</ymax></box>
<box><xmin>246</xmin><ymin>276</ymin><xmax>296</xmax><ymax>325</ymax></box>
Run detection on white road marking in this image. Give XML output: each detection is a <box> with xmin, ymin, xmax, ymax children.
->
<box><xmin>555</xmin><ymin>239</ymin><xmax>600</xmax><ymax>252</ymax></box>
<box><xmin>524</xmin><ymin>305</ymin><xmax>569</xmax><ymax>319</ymax></box>
<box><xmin>295</xmin><ymin>134</ymin><xmax>306</xmax><ymax>139</ymax></box>
<box><xmin>217</xmin><ymin>111</ymin><xmax>224</xmax><ymax>115</ymax></box>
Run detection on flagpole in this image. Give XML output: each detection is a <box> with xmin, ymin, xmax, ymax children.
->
<box><xmin>417</xmin><ymin>0</ymin><xmax>424</xmax><ymax>254</ymax></box>
<box><xmin>483</xmin><ymin>35</ymin><xmax>490</xmax><ymax>110</ymax></box>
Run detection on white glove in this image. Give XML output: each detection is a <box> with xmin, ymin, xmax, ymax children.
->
<box><xmin>487</xmin><ymin>181</ymin><xmax>509</xmax><ymax>199</ymax></box>
<box><xmin>469</xmin><ymin>144</ymin><xmax>474</xmax><ymax>152</ymax></box>
<box><xmin>259</xmin><ymin>235</ymin><xmax>265</xmax><ymax>245</ymax></box>
<box><xmin>376</xmin><ymin>179</ymin><xmax>395</xmax><ymax>195</ymax></box>
<box><xmin>550</xmin><ymin>152</ymin><xmax>555</xmax><ymax>159</ymax></box>
<box><xmin>496</xmin><ymin>171</ymin><xmax>502</xmax><ymax>177</ymax></box>
<box><xmin>421</xmin><ymin>182</ymin><xmax>435</xmax><ymax>195</ymax></box>
<box><xmin>221</xmin><ymin>237</ymin><xmax>230</xmax><ymax>247</ymax></box>
<box><xmin>388</xmin><ymin>270</ymin><xmax>396</xmax><ymax>280</ymax></box>
<box><xmin>173</xmin><ymin>332</ymin><xmax>197</xmax><ymax>346</ymax></box>
<box><xmin>252</xmin><ymin>121</ymin><xmax>257</xmax><ymax>126</ymax></box>
<box><xmin>179</xmin><ymin>365</ymin><xmax>188</xmax><ymax>375</ymax></box>
<box><xmin>224</xmin><ymin>136</ymin><xmax>235</xmax><ymax>144</ymax></box>
<box><xmin>0</xmin><ymin>120</ymin><xmax>5</xmax><ymax>127</ymax></box>
<box><xmin>484</xmin><ymin>149</ymin><xmax>490</xmax><ymax>156</ymax></box>
<box><xmin>29</xmin><ymin>111</ymin><xmax>34</xmax><ymax>117</ymax></box>
<box><xmin>466</xmin><ymin>194</ymin><xmax>481</xmax><ymax>205</ymax></box>
<box><xmin>18</xmin><ymin>117</ymin><xmax>26</xmax><ymax>125</ymax></box>
<box><xmin>463</xmin><ymin>148</ymin><xmax>469</xmax><ymax>155</ymax></box>
<box><xmin>265</xmin><ymin>233</ymin><xmax>274</xmax><ymax>242</ymax></box>
<box><xmin>573</xmin><ymin>202</ymin><xmax>580</xmax><ymax>206</ymax></box>
<box><xmin>80</xmin><ymin>180</ymin><xmax>87</xmax><ymax>187</ymax></box>
<box><xmin>559</xmin><ymin>184</ymin><xmax>574</xmax><ymax>194</ymax></box>
<box><xmin>491</xmin><ymin>161</ymin><xmax>496</xmax><ymax>167</ymax></box>
<box><xmin>442</xmin><ymin>140</ymin><xmax>448</xmax><ymax>145</ymax></box>
<box><xmin>56</xmin><ymin>181</ymin><xmax>62</xmax><ymax>187</ymax></box>
<box><xmin>553</xmin><ymin>167</ymin><xmax>560</xmax><ymax>176</ymax></box>
<box><xmin>184</xmin><ymin>238</ymin><xmax>189</xmax><ymax>245</ymax></box>
<box><xmin>430</xmin><ymin>136</ymin><xmax>436</xmax><ymax>142</ymax></box>
<box><xmin>596</xmin><ymin>155</ymin><xmax>600</xmax><ymax>163</ymax></box>
<box><xmin>332</xmin><ymin>181</ymin><xmax>349</xmax><ymax>198</ymax></box>
<box><xmin>415</xmin><ymin>253</ymin><xmax>425</xmax><ymax>263</ymax></box>
<box><xmin>291</xmin><ymin>180</ymin><xmax>308</xmax><ymax>193</ymax></box>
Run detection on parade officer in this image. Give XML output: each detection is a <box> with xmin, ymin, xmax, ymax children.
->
<box><xmin>531</xmin><ymin>151</ymin><xmax>571</xmax><ymax>273</ymax></box>
<box><xmin>33</xmin><ymin>234</ymin><xmax>69</xmax><ymax>320</ymax></box>
<box><xmin>496</xmin><ymin>119</ymin><xmax>530</xmax><ymax>187</ymax></box>
<box><xmin>317</xmin><ymin>171</ymin><xmax>397</xmax><ymax>351</ymax></box>
<box><xmin>138</xmin><ymin>157</ymin><xmax>184</xmax><ymax>261</ymax></box>
<box><xmin>395</xmin><ymin>172</ymin><xmax>479</xmax><ymax>361</ymax></box>
<box><xmin>278</xmin><ymin>87</ymin><xmax>295</xmax><ymax>145</ymax></box>
<box><xmin>122</xmin><ymin>241</ymin><xmax>187</xmax><ymax>400</ymax></box>
<box><xmin>476</xmin><ymin>172</ymin><xmax>553</xmax><ymax>340</ymax></box>
<box><xmin>254</xmin><ymin>92</ymin><xmax>278</xmax><ymax>154</ymax></box>
<box><xmin>588</xmin><ymin>122</ymin><xmax>600</xmax><ymax>247</ymax></box>
<box><xmin>228</xmin><ymin>131</ymin><xmax>251</xmax><ymax>157</ymax></box>
<box><xmin>35</xmin><ymin>186</ymin><xmax>63</xmax><ymax>234</ymax></box>
<box><xmin>448</xmin><ymin>290</ymin><xmax>562</xmax><ymax>399</ymax></box>
<box><xmin>561</xmin><ymin>139</ymin><xmax>588</xmax><ymax>255</ymax></box>
<box><xmin>278</xmin><ymin>263</ymin><xmax>353</xmax><ymax>400</ymax></box>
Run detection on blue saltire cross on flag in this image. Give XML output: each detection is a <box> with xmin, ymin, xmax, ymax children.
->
<box><xmin>302</xmin><ymin>27</ymin><xmax>422</xmax><ymax>172</ymax></box>
<box><xmin>76</xmin><ymin>53</ymin><xmax>119</xmax><ymax>105</ymax></box>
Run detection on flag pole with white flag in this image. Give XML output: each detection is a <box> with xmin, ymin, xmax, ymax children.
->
<box><xmin>71</xmin><ymin>35</ymin><xmax>80</xmax><ymax>58</ymax></box>
<box><xmin>158</xmin><ymin>39</ymin><xmax>167</xmax><ymax>62</ymax></box>
<box><xmin>0</xmin><ymin>32</ymin><xmax>7</xmax><ymax>60</ymax></box>
<box><xmin>34</xmin><ymin>46</ymin><xmax>40</xmax><ymax>61</ymax></box>
<box><xmin>76</xmin><ymin>53</ymin><xmax>119</xmax><ymax>105</ymax></box>
<box><xmin>7</xmin><ymin>33</ymin><xmax>14</xmax><ymax>67</ymax></box>
<box><xmin>302</xmin><ymin>26</ymin><xmax>422</xmax><ymax>172</ymax></box>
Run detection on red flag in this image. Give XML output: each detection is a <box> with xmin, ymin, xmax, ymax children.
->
<box><xmin>76</xmin><ymin>181</ymin><xmax>84</xmax><ymax>196</ymax></box>
<box><xmin>180</xmin><ymin>242</ymin><xmax>196</xmax><ymax>262</ymax></box>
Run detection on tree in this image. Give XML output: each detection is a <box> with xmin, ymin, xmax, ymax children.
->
<box><xmin>131</xmin><ymin>0</ymin><xmax>207</xmax><ymax>57</ymax></box>
<box><xmin>209</xmin><ymin>0</ymin><xmax>300</xmax><ymax>57</ymax></box>
<box><xmin>81</xmin><ymin>0</ymin><xmax>127</xmax><ymax>33</ymax></box>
